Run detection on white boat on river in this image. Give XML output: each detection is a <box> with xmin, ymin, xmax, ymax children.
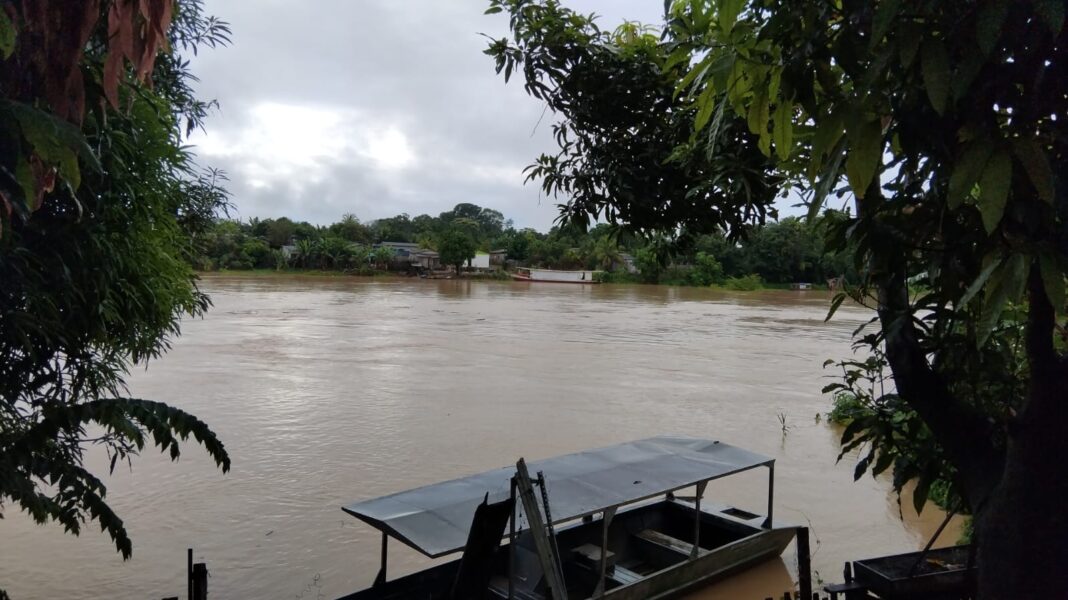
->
<box><xmin>511</xmin><ymin>267</ymin><xmax>600</xmax><ymax>283</ymax></box>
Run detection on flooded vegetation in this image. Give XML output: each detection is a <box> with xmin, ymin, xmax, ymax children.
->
<box><xmin>0</xmin><ymin>277</ymin><xmax>960</xmax><ymax>599</ymax></box>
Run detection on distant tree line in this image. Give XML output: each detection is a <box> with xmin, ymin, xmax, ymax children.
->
<box><xmin>193</xmin><ymin>202</ymin><xmax>854</xmax><ymax>286</ymax></box>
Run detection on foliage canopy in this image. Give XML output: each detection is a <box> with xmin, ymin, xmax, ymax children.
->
<box><xmin>0</xmin><ymin>0</ymin><xmax>232</xmax><ymax>565</ymax></box>
<box><xmin>488</xmin><ymin>0</ymin><xmax>1066</xmax><ymax>594</ymax></box>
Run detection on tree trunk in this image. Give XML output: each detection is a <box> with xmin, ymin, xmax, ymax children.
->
<box><xmin>975</xmin><ymin>369</ymin><xmax>1068</xmax><ymax>598</ymax></box>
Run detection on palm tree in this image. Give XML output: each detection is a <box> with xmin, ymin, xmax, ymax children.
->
<box><xmin>295</xmin><ymin>239</ymin><xmax>314</xmax><ymax>269</ymax></box>
<box><xmin>591</xmin><ymin>236</ymin><xmax>623</xmax><ymax>271</ymax></box>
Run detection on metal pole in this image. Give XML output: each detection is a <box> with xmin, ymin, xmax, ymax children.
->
<box><xmin>694</xmin><ymin>481</ymin><xmax>708</xmax><ymax>558</ymax></box>
<box><xmin>373</xmin><ymin>532</ymin><xmax>388</xmax><ymax>587</ymax></box>
<box><xmin>509</xmin><ymin>476</ymin><xmax>516</xmax><ymax>600</ymax></box>
<box><xmin>595</xmin><ymin>507</ymin><xmax>617</xmax><ymax>597</ymax></box>
<box><xmin>764</xmin><ymin>463</ymin><xmax>775</xmax><ymax>529</ymax></box>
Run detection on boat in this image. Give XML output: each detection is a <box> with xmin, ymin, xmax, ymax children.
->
<box><xmin>511</xmin><ymin>267</ymin><xmax>600</xmax><ymax>283</ymax></box>
<box><xmin>337</xmin><ymin>436</ymin><xmax>798</xmax><ymax>600</ymax></box>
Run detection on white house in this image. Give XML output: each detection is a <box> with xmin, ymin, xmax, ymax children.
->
<box><xmin>467</xmin><ymin>252</ymin><xmax>490</xmax><ymax>270</ymax></box>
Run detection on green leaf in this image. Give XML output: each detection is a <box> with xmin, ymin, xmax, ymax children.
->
<box><xmin>978</xmin><ymin>253</ymin><xmax>1028</xmax><ymax>346</ymax></box>
<box><xmin>718</xmin><ymin>0</ymin><xmax>745</xmax><ymax>33</ymax></box>
<box><xmin>747</xmin><ymin>89</ymin><xmax>769</xmax><ymax>136</ymax></box>
<box><xmin>1012</xmin><ymin>138</ymin><xmax>1055</xmax><ymax>204</ymax></box>
<box><xmin>854</xmin><ymin>453</ymin><xmax>872</xmax><ymax>481</ymax></box>
<box><xmin>1039</xmin><ymin>255</ymin><xmax>1065</xmax><ymax>310</ymax></box>
<box><xmin>826</xmin><ymin>291</ymin><xmax>847</xmax><ymax>322</ymax></box>
<box><xmin>810</xmin><ymin>139</ymin><xmax>846</xmax><ymax>220</ymax></box>
<box><xmin>870</xmin><ymin>0</ymin><xmax>901</xmax><ymax>49</ymax></box>
<box><xmin>663</xmin><ymin>46</ymin><xmax>692</xmax><ymax>72</ymax></box>
<box><xmin>976</xmin><ymin>1</ymin><xmax>1008</xmax><ymax>55</ymax></box>
<box><xmin>845</xmin><ymin>119</ymin><xmax>883</xmax><ymax>198</ymax></box>
<box><xmin>483</xmin><ymin>5</ymin><xmax>503</xmax><ymax>14</ymax></box>
<box><xmin>0</xmin><ymin>9</ymin><xmax>14</xmax><ymax>59</ymax></box>
<box><xmin>898</xmin><ymin>23</ymin><xmax>922</xmax><ymax>68</ymax></box>
<box><xmin>948</xmin><ymin>140</ymin><xmax>994</xmax><ymax>209</ymax></box>
<box><xmin>978</xmin><ymin>149</ymin><xmax>1012</xmax><ymax>233</ymax></box>
<box><xmin>1035</xmin><ymin>0</ymin><xmax>1065</xmax><ymax>35</ymax></box>
<box><xmin>694</xmin><ymin>85</ymin><xmax>717</xmax><ymax>132</ymax></box>
<box><xmin>14</xmin><ymin>154</ymin><xmax>35</xmax><ymax>210</ymax></box>
<box><xmin>913</xmin><ymin>475</ymin><xmax>932</xmax><ymax>514</ymax></box>
<box><xmin>920</xmin><ymin>39</ymin><xmax>951</xmax><ymax>115</ymax></box>
<box><xmin>772</xmin><ymin>100</ymin><xmax>794</xmax><ymax>161</ymax></box>
<box><xmin>7</xmin><ymin>101</ymin><xmax>101</xmax><ymax>189</ymax></box>
<box><xmin>960</xmin><ymin>255</ymin><xmax>1003</xmax><ymax>306</ymax></box>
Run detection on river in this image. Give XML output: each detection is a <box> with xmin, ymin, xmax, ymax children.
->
<box><xmin>0</xmin><ymin>276</ymin><xmax>961</xmax><ymax>599</ymax></box>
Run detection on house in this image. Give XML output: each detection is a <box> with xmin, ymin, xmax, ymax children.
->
<box><xmin>374</xmin><ymin>242</ymin><xmax>441</xmax><ymax>271</ymax></box>
<box><xmin>489</xmin><ymin>249</ymin><xmax>508</xmax><ymax>266</ymax></box>
<box><xmin>411</xmin><ymin>250</ymin><xmax>441</xmax><ymax>270</ymax></box>
<box><xmin>374</xmin><ymin>241</ymin><xmax>421</xmax><ymax>258</ymax></box>
<box><xmin>467</xmin><ymin>252</ymin><xmax>490</xmax><ymax>270</ymax></box>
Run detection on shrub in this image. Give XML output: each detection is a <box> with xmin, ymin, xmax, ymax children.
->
<box><xmin>721</xmin><ymin>274</ymin><xmax>762</xmax><ymax>290</ymax></box>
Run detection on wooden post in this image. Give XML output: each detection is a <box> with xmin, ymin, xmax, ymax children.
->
<box><xmin>692</xmin><ymin>481</ymin><xmax>708</xmax><ymax>559</ymax></box>
<box><xmin>797</xmin><ymin>527</ymin><xmax>812</xmax><ymax>600</ymax></box>
<box><xmin>187</xmin><ymin>548</ymin><xmax>193</xmax><ymax>600</ymax></box>
<box><xmin>373</xmin><ymin>531</ymin><xmax>388</xmax><ymax>587</ymax></box>
<box><xmin>191</xmin><ymin>562</ymin><xmax>207</xmax><ymax>600</ymax></box>
<box><xmin>515</xmin><ymin>458</ymin><xmax>567</xmax><ymax>600</ymax></box>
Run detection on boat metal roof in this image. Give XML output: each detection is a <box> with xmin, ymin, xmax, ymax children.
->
<box><xmin>341</xmin><ymin>436</ymin><xmax>773</xmax><ymax>558</ymax></box>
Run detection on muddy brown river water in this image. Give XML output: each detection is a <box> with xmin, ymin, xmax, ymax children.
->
<box><xmin>0</xmin><ymin>276</ymin><xmax>961</xmax><ymax>599</ymax></box>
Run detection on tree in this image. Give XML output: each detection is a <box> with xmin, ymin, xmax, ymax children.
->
<box><xmin>0</xmin><ymin>0</ymin><xmax>232</xmax><ymax>571</ymax></box>
<box><xmin>263</xmin><ymin>217</ymin><xmax>297</xmax><ymax>248</ymax></box>
<box><xmin>329</xmin><ymin>213</ymin><xmax>372</xmax><ymax>244</ymax></box>
<box><xmin>489</xmin><ymin>0</ymin><xmax>1067</xmax><ymax>595</ymax></box>
<box><xmin>438</xmin><ymin>228</ymin><xmax>477</xmax><ymax>275</ymax></box>
<box><xmin>589</xmin><ymin>236</ymin><xmax>622</xmax><ymax>271</ymax></box>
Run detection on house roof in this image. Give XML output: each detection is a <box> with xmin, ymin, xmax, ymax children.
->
<box><xmin>341</xmin><ymin>436</ymin><xmax>772</xmax><ymax>558</ymax></box>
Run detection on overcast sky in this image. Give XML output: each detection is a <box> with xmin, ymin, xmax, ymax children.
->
<box><xmin>186</xmin><ymin>1</ymin><xmax>756</xmax><ymax>231</ymax></box>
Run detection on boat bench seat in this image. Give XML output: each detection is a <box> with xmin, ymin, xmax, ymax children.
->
<box><xmin>572</xmin><ymin>543</ymin><xmax>617</xmax><ymax>569</ymax></box>
<box><xmin>635</xmin><ymin>529</ymin><xmax>706</xmax><ymax>558</ymax></box>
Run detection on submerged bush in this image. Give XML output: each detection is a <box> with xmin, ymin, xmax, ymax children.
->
<box><xmin>721</xmin><ymin>274</ymin><xmax>763</xmax><ymax>291</ymax></box>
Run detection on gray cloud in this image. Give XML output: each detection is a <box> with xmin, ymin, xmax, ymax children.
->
<box><xmin>189</xmin><ymin>1</ymin><xmax>794</xmax><ymax>232</ymax></box>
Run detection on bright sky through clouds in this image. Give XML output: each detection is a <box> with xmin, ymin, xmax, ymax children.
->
<box><xmin>186</xmin><ymin>0</ymin><xmax>797</xmax><ymax>229</ymax></box>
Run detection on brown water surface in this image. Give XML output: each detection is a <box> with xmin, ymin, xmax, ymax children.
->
<box><xmin>0</xmin><ymin>276</ymin><xmax>961</xmax><ymax>599</ymax></box>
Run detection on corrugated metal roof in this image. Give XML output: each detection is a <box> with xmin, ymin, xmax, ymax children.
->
<box><xmin>341</xmin><ymin>436</ymin><xmax>772</xmax><ymax>558</ymax></box>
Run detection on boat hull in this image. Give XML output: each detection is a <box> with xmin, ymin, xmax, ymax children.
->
<box><xmin>511</xmin><ymin>268</ymin><xmax>599</xmax><ymax>284</ymax></box>
<box><xmin>338</xmin><ymin>499</ymin><xmax>795</xmax><ymax>600</ymax></box>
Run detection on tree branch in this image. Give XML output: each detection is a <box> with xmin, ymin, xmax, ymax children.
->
<box><xmin>860</xmin><ymin>177</ymin><xmax>1004</xmax><ymax>507</ymax></box>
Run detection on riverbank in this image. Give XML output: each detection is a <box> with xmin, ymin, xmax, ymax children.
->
<box><xmin>198</xmin><ymin>269</ymin><xmax>831</xmax><ymax>291</ymax></box>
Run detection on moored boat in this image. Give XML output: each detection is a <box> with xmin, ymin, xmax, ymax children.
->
<box><xmin>337</xmin><ymin>436</ymin><xmax>797</xmax><ymax>600</ymax></box>
<box><xmin>511</xmin><ymin>267</ymin><xmax>600</xmax><ymax>283</ymax></box>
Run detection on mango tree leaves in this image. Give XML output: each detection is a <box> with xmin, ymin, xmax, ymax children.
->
<box><xmin>977</xmin><ymin>149</ymin><xmax>1012</xmax><ymax>233</ymax></box>
<box><xmin>1034</xmin><ymin>0</ymin><xmax>1066</xmax><ymax>35</ymax></box>
<box><xmin>976</xmin><ymin>1</ymin><xmax>1009</xmax><ymax>55</ymax></box>
<box><xmin>978</xmin><ymin>253</ymin><xmax>1028</xmax><ymax>346</ymax></box>
<box><xmin>3</xmin><ymin>101</ymin><xmax>101</xmax><ymax>196</ymax></box>
<box><xmin>845</xmin><ymin>118</ymin><xmax>883</xmax><ymax>198</ymax></box>
<box><xmin>920</xmin><ymin>39</ymin><xmax>951</xmax><ymax>115</ymax></box>
<box><xmin>1012</xmin><ymin>138</ymin><xmax>1055</xmax><ymax>204</ymax></box>
<box><xmin>772</xmin><ymin>100</ymin><xmax>794</xmax><ymax>161</ymax></box>
<box><xmin>717</xmin><ymin>0</ymin><xmax>746</xmax><ymax>33</ymax></box>
<box><xmin>870</xmin><ymin>0</ymin><xmax>901</xmax><ymax>49</ymax></box>
<box><xmin>0</xmin><ymin>9</ymin><xmax>14</xmax><ymax>59</ymax></box>
<box><xmin>948</xmin><ymin>140</ymin><xmax>994</xmax><ymax>208</ymax></box>
<box><xmin>1039</xmin><ymin>255</ymin><xmax>1065</xmax><ymax>311</ymax></box>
